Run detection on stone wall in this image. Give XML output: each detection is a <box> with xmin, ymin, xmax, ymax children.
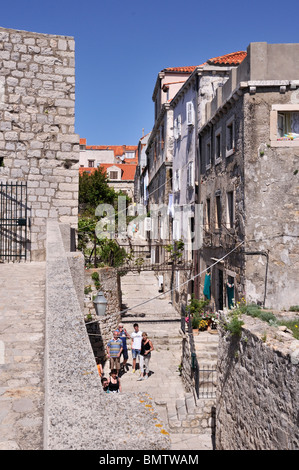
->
<box><xmin>0</xmin><ymin>27</ymin><xmax>79</xmax><ymax>261</ymax></box>
<box><xmin>216</xmin><ymin>315</ymin><xmax>299</xmax><ymax>450</ymax></box>
<box><xmin>84</xmin><ymin>267</ymin><xmax>122</xmax><ymax>364</ymax></box>
<box><xmin>44</xmin><ymin>220</ymin><xmax>170</xmax><ymax>450</ymax></box>
<box><xmin>243</xmin><ymin>88</ymin><xmax>299</xmax><ymax>310</ymax></box>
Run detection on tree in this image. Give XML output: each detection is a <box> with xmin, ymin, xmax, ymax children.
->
<box><xmin>79</xmin><ymin>167</ymin><xmax>119</xmax><ymax>213</ymax></box>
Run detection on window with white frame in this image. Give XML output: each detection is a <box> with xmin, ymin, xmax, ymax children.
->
<box><xmin>215</xmin><ymin>127</ymin><xmax>222</xmax><ymax>164</ymax></box>
<box><xmin>226</xmin><ymin>116</ymin><xmax>235</xmax><ymax>157</ymax></box>
<box><xmin>186</xmin><ymin>101</ymin><xmax>194</xmax><ymax>126</ymax></box>
<box><xmin>88</xmin><ymin>160</ymin><xmax>95</xmax><ymax>167</ymax></box>
<box><xmin>187</xmin><ymin>161</ymin><xmax>194</xmax><ymax>187</ymax></box>
<box><xmin>109</xmin><ymin>170</ymin><xmax>119</xmax><ymax>180</ymax></box>
<box><xmin>125</xmin><ymin>151</ymin><xmax>135</xmax><ymax>159</ymax></box>
<box><xmin>270</xmin><ymin>105</ymin><xmax>299</xmax><ymax>146</ymax></box>
<box><xmin>206</xmin><ymin>138</ymin><xmax>211</xmax><ymax>169</ymax></box>
<box><xmin>173</xmin><ymin>168</ymin><xmax>180</xmax><ymax>192</ymax></box>
<box><xmin>226</xmin><ymin>191</ymin><xmax>234</xmax><ymax>229</ymax></box>
<box><xmin>174</xmin><ymin>114</ymin><xmax>182</xmax><ymax>140</ymax></box>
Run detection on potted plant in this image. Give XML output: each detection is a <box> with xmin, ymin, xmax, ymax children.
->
<box><xmin>186</xmin><ymin>295</ymin><xmax>210</xmax><ymax>332</ymax></box>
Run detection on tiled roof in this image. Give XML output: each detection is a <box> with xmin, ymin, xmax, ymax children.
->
<box><xmin>207</xmin><ymin>51</ymin><xmax>247</xmax><ymax>65</ymax></box>
<box><xmin>79</xmin><ymin>163</ymin><xmax>137</xmax><ymax>181</ymax></box>
<box><xmin>79</xmin><ymin>139</ymin><xmax>138</xmax><ymax>163</ymax></box>
<box><xmin>163</xmin><ymin>66</ymin><xmax>198</xmax><ymax>73</ymax></box>
<box><xmin>163</xmin><ymin>51</ymin><xmax>246</xmax><ymax>74</ymax></box>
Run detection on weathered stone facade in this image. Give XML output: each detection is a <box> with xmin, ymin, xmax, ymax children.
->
<box><xmin>0</xmin><ymin>27</ymin><xmax>79</xmax><ymax>261</ymax></box>
<box><xmin>216</xmin><ymin>315</ymin><xmax>299</xmax><ymax>450</ymax></box>
<box><xmin>199</xmin><ymin>42</ymin><xmax>299</xmax><ymax>311</ymax></box>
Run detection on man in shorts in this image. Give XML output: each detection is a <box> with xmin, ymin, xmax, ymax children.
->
<box><xmin>106</xmin><ymin>330</ymin><xmax>123</xmax><ymax>375</ymax></box>
<box><xmin>116</xmin><ymin>323</ymin><xmax>130</xmax><ymax>372</ymax></box>
<box><xmin>130</xmin><ymin>323</ymin><xmax>142</xmax><ymax>373</ymax></box>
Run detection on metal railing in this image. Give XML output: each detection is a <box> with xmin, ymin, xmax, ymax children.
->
<box><xmin>0</xmin><ymin>182</ymin><xmax>28</xmax><ymax>262</ymax></box>
<box><xmin>118</xmin><ymin>243</ymin><xmax>192</xmax><ymax>272</ymax></box>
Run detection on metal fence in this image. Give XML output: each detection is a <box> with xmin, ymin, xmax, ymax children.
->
<box><xmin>118</xmin><ymin>243</ymin><xmax>192</xmax><ymax>272</ymax></box>
<box><xmin>0</xmin><ymin>182</ymin><xmax>29</xmax><ymax>262</ymax></box>
<box><xmin>186</xmin><ymin>313</ymin><xmax>217</xmax><ymax>399</ymax></box>
<box><xmin>197</xmin><ymin>364</ymin><xmax>217</xmax><ymax>398</ymax></box>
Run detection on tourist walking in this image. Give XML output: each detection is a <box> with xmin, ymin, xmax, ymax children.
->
<box><xmin>130</xmin><ymin>323</ymin><xmax>142</xmax><ymax>373</ymax></box>
<box><xmin>116</xmin><ymin>323</ymin><xmax>130</xmax><ymax>372</ymax></box>
<box><xmin>107</xmin><ymin>369</ymin><xmax>121</xmax><ymax>393</ymax></box>
<box><xmin>106</xmin><ymin>330</ymin><xmax>123</xmax><ymax>375</ymax></box>
<box><xmin>138</xmin><ymin>332</ymin><xmax>154</xmax><ymax>380</ymax></box>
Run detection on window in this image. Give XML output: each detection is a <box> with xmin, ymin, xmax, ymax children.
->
<box><xmin>187</xmin><ymin>161</ymin><xmax>194</xmax><ymax>187</ymax></box>
<box><xmin>205</xmin><ymin>198</ymin><xmax>211</xmax><ymax>230</ymax></box>
<box><xmin>226</xmin><ymin>191</ymin><xmax>234</xmax><ymax>229</ymax></box>
<box><xmin>174</xmin><ymin>114</ymin><xmax>182</xmax><ymax>139</ymax></box>
<box><xmin>88</xmin><ymin>160</ymin><xmax>94</xmax><ymax>167</ymax></box>
<box><xmin>160</xmin><ymin>125</ymin><xmax>165</xmax><ymax>156</ymax></box>
<box><xmin>277</xmin><ymin>111</ymin><xmax>299</xmax><ymax>138</ymax></box>
<box><xmin>173</xmin><ymin>169</ymin><xmax>180</xmax><ymax>192</ymax></box>
<box><xmin>186</xmin><ymin>101</ymin><xmax>194</xmax><ymax>126</ymax></box>
<box><xmin>270</xmin><ymin>105</ymin><xmax>299</xmax><ymax>147</ymax></box>
<box><xmin>226</xmin><ymin>116</ymin><xmax>235</xmax><ymax>157</ymax></box>
<box><xmin>206</xmin><ymin>138</ymin><xmax>211</xmax><ymax>169</ymax></box>
<box><xmin>215</xmin><ymin>194</ymin><xmax>221</xmax><ymax>230</ymax></box>
<box><xmin>109</xmin><ymin>171</ymin><xmax>119</xmax><ymax>180</ymax></box>
<box><xmin>215</xmin><ymin>127</ymin><xmax>222</xmax><ymax>164</ymax></box>
<box><xmin>125</xmin><ymin>151</ymin><xmax>135</xmax><ymax>159</ymax></box>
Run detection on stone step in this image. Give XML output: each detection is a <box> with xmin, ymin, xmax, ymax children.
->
<box><xmin>167</xmin><ymin>392</ymin><xmax>215</xmax><ymax>434</ymax></box>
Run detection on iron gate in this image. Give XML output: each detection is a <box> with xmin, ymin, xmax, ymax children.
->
<box><xmin>0</xmin><ymin>182</ymin><xmax>29</xmax><ymax>262</ymax></box>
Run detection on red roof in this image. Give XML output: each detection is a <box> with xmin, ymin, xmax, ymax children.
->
<box><xmin>79</xmin><ymin>139</ymin><xmax>138</xmax><ymax>163</ymax></box>
<box><xmin>207</xmin><ymin>51</ymin><xmax>247</xmax><ymax>65</ymax></box>
<box><xmin>163</xmin><ymin>66</ymin><xmax>198</xmax><ymax>73</ymax></box>
<box><xmin>79</xmin><ymin>163</ymin><xmax>137</xmax><ymax>181</ymax></box>
<box><xmin>163</xmin><ymin>51</ymin><xmax>246</xmax><ymax>74</ymax></box>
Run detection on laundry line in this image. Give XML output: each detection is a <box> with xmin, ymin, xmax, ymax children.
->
<box><xmin>84</xmin><ymin>240</ymin><xmax>245</xmax><ymax>326</ymax></box>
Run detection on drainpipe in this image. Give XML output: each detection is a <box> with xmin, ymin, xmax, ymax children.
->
<box><xmin>244</xmin><ymin>251</ymin><xmax>269</xmax><ymax>307</ymax></box>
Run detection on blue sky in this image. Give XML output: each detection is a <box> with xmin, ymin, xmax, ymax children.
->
<box><xmin>1</xmin><ymin>0</ymin><xmax>299</xmax><ymax>146</ymax></box>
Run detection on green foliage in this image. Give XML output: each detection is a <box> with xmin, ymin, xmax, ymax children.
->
<box><xmin>186</xmin><ymin>295</ymin><xmax>209</xmax><ymax>316</ymax></box>
<box><xmin>186</xmin><ymin>295</ymin><xmax>210</xmax><ymax>329</ymax></box>
<box><xmin>165</xmin><ymin>239</ymin><xmax>184</xmax><ymax>261</ymax></box>
<box><xmin>224</xmin><ymin>311</ymin><xmax>244</xmax><ymax>337</ymax></box>
<box><xmin>79</xmin><ymin>167</ymin><xmax>120</xmax><ymax>212</ymax></box>
<box><xmin>91</xmin><ymin>271</ymin><xmax>101</xmax><ymax>289</ymax></box>
<box><xmin>96</xmin><ymin>239</ymin><xmax>128</xmax><ymax>268</ymax></box>
<box><xmin>290</xmin><ymin>305</ymin><xmax>299</xmax><ymax>312</ymax></box>
<box><xmin>280</xmin><ymin>320</ymin><xmax>299</xmax><ymax>340</ymax></box>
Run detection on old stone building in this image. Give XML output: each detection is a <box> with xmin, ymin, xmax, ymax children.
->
<box><xmin>0</xmin><ymin>27</ymin><xmax>79</xmax><ymax>261</ymax></box>
<box><xmin>199</xmin><ymin>42</ymin><xmax>299</xmax><ymax>311</ymax></box>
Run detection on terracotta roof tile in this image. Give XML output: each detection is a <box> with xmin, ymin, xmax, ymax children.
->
<box><xmin>79</xmin><ymin>163</ymin><xmax>137</xmax><ymax>181</ymax></box>
<box><xmin>207</xmin><ymin>51</ymin><xmax>247</xmax><ymax>65</ymax></box>
<box><xmin>163</xmin><ymin>51</ymin><xmax>246</xmax><ymax>75</ymax></box>
<box><xmin>163</xmin><ymin>66</ymin><xmax>198</xmax><ymax>73</ymax></box>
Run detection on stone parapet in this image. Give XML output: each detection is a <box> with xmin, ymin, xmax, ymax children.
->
<box><xmin>44</xmin><ymin>220</ymin><xmax>169</xmax><ymax>449</ymax></box>
<box><xmin>216</xmin><ymin>315</ymin><xmax>299</xmax><ymax>450</ymax></box>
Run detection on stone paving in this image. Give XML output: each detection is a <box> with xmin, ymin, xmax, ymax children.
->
<box><xmin>0</xmin><ymin>262</ymin><xmax>46</xmax><ymax>450</ymax></box>
<box><xmin>107</xmin><ymin>271</ymin><xmax>214</xmax><ymax>451</ymax></box>
<box><xmin>0</xmin><ymin>263</ymin><xmax>214</xmax><ymax>451</ymax></box>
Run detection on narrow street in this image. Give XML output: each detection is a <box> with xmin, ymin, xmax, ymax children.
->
<box><xmin>103</xmin><ymin>270</ymin><xmax>214</xmax><ymax>451</ymax></box>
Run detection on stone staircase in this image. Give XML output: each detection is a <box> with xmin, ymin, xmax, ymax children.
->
<box><xmin>118</xmin><ymin>270</ymin><xmax>218</xmax><ymax>438</ymax></box>
<box><xmin>166</xmin><ymin>330</ymin><xmax>219</xmax><ymax>434</ymax></box>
